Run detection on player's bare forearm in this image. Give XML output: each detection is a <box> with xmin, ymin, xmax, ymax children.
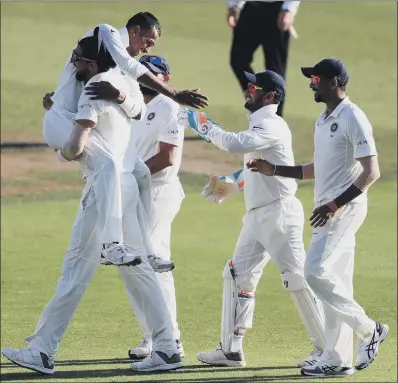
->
<box><xmin>138</xmin><ymin>72</ymin><xmax>176</xmax><ymax>98</ymax></box>
<box><xmin>60</xmin><ymin>121</ymin><xmax>92</xmax><ymax>161</ymax></box>
<box><xmin>145</xmin><ymin>143</ymin><xmax>177</xmax><ymax>175</ymax></box>
<box><xmin>353</xmin><ymin>155</ymin><xmax>380</xmax><ymax>191</ymax></box>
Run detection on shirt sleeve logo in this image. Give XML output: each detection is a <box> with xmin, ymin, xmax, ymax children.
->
<box><xmin>148</xmin><ymin>112</ymin><xmax>156</xmax><ymax>121</ymax></box>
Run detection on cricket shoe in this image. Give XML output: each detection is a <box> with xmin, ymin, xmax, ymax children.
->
<box><xmin>100</xmin><ymin>243</ymin><xmax>142</xmax><ymax>266</ymax></box>
<box><xmin>197</xmin><ymin>345</ymin><xmax>246</xmax><ymax>367</ymax></box>
<box><xmin>148</xmin><ymin>255</ymin><xmax>175</xmax><ymax>273</ymax></box>
<box><xmin>128</xmin><ymin>338</ymin><xmax>151</xmax><ymax>360</ymax></box>
<box><xmin>131</xmin><ymin>351</ymin><xmax>183</xmax><ymax>372</ymax></box>
<box><xmin>301</xmin><ymin>360</ymin><xmax>355</xmax><ymax>377</ymax></box>
<box><xmin>355</xmin><ymin>322</ymin><xmax>389</xmax><ymax>370</ymax></box>
<box><xmin>2</xmin><ymin>347</ymin><xmax>54</xmax><ymax>375</ymax></box>
<box><xmin>297</xmin><ymin>346</ymin><xmax>323</xmax><ymax>367</ymax></box>
<box><xmin>129</xmin><ymin>339</ymin><xmax>185</xmax><ymax>360</ymax></box>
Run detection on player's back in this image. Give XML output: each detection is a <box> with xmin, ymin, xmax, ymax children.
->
<box><xmin>243</xmin><ymin>112</ymin><xmax>298</xmax><ymax>211</ymax></box>
<box><xmin>77</xmin><ymin>69</ymin><xmax>133</xmax><ymax>175</ymax></box>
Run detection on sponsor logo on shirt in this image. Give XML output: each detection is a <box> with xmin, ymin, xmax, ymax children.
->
<box><xmin>168</xmin><ymin>129</ymin><xmax>179</xmax><ymax>135</ymax></box>
<box><xmin>356</xmin><ymin>140</ymin><xmax>368</xmax><ymax>146</ymax></box>
<box><xmin>79</xmin><ymin>103</ymin><xmax>91</xmax><ymax>109</ymax></box>
<box><xmin>148</xmin><ymin>112</ymin><xmax>156</xmax><ymax>121</ymax></box>
<box><xmin>330</xmin><ymin>123</ymin><xmax>338</xmax><ymax>132</ymax></box>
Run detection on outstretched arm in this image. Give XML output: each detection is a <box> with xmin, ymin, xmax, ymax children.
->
<box><xmin>179</xmin><ymin>109</ymin><xmax>273</xmax><ymax>154</ymax></box>
<box><xmin>98</xmin><ymin>24</ymin><xmax>208</xmax><ymax>109</ymax></box>
<box><xmin>246</xmin><ymin>159</ymin><xmax>314</xmax><ymax>180</ymax></box>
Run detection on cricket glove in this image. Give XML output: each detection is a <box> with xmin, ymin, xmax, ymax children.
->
<box><xmin>177</xmin><ymin>108</ymin><xmax>222</xmax><ymax>142</ymax></box>
<box><xmin>202</xmin><ymin>168</ymin><xmax>244</xmax><ymax>204</ymax></box>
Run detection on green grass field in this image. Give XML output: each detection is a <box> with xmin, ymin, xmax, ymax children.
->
<box><xmin>1</xmin><ymin>2</ymin><xmax>397</xmax><ymax>382</ymax></box>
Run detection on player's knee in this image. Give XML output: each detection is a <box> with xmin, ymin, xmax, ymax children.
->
<box><xmin>281</xmin><ymin>272</ymin><xmax>307</xmax><ymax>292</ymax></box>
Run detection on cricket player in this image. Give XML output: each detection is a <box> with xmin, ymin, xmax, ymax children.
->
<box><xmin>43</xmin><ymin>12</ymin><xmax>208</xmax><ymax>267</ymax></box>
<box><xmin>2</xmin><ymin>36</ymin><xmax>182</xmax><ymax>374</ymax></box>
<box><xmin>177</xmin><ymin>71</ymin><xmax>327</xmax><ymax>368</ymax></box>
<box><xmin>126</xmin><ymin>55</ymin><xmax>185</xmax><ymax>361</ymax></box>
<box><xmin>247</xmin><ymin>59</ymin><xmax>389</xmax><ymax>377</ymax></box>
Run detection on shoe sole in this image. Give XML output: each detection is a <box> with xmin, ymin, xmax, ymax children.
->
<box><xmin>132</xmin><ymin>362</ymin><xmax>183</xmax><ymax>372</ymax></box>
<box><xmin>128</xmin><ymin>350</ymin><xmax>184</xmax><ymax>361</ymax></box>
<box><xmin>128</xmin><ymin>352</ymin><xmax>150</xmax><ymax>361</ymax></box>
<box><xmin>301</xmin><ymin>368</ymin><xmax>355</xmax><ymax>377</ymax></box>
<box><xmin>101</xmin><ymin>257</ymin><xmax>142</xmax><ymax>267</ymax></box>
<box><xmin>197</xmin><ymin>355</ymin><xmax>246</xmax><ymax>367</ymax></box>
<box><xmin>2</xmin><ymin>351</ymin><xmax>54</xmax><ymax>375</ymax></box>
<box><xmin>355</xmin><ymin>325</ymin><xmax>389</xmax><ymax>371</ymax></box>
<box><xmin>153</xmin><ymin>264</ymin><xmax>175</xmax><ymax>273</ymax></box>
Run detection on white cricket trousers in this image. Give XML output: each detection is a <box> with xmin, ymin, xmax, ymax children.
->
<box><xmin>305</xmin><ymin>201</ymin><xmax>375</xmax><ymax>366</ymax></box>
<box><xmin>231</xmin><ymin>196</ymin><xmax>305</xmax><ymax>288</ymax></box>
<box><xmin>131</xmin><ymin>180</ymin><xmax>185</xmax><ymax>346</ymax></box>
<box><xmin>43</xmin><ymin>106</ymin><xmax>123</xmax><ymax>244</ymax></box>
<box><xmin>25</xmin><ymin>173</ymin><xmax>176</xmax><ymax>358</ymax></box>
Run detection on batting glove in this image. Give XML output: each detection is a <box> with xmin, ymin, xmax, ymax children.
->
<box><xmin>177</xmin><ymin>108</ymin><xmax>221</xmax><ymax>142</ymax></box>
<box><xmin>202</xmin><ymin>168</ymin><xmax>244</xmax><ymax>204</ymax></box>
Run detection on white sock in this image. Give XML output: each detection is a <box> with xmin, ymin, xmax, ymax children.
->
<box><xmin>230</xmin><ymin>335</ymin><xmax>243</xmax><ymax>353</ymax></box>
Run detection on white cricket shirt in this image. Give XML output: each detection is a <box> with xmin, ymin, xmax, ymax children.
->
<box><xmin>75</xmin><ymin>69</ymin><xmax>135</xmax><ymax>177</ymax></box>
<box><xmin>313</xmin><ymin>97</ymin><xmax>378</xmax><ymax>207</ymax></box>
<box><xmin>133</xmin><ymin>94</ymin><xmax>184</xmax><ymax>184</ymax></box>
<box><xmin>206</xmin><ymin>104</ymin><xmax>298</xmax><ymax>211</ymax></box>
<box><xmin>52</xmin><ymin>24</ymin><xmax>148</xmax><ymax>114</ymax></box>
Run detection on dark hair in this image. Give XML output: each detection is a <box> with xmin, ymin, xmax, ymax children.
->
<box><xmin>126</xmin><ymin>12</ymin><xmax>161</xmax><ymax>36</ymax></box>
<box><xmin>78</xmin><ymin>28</ymin><xmax>116</xmax><ymax>72</ymax></box>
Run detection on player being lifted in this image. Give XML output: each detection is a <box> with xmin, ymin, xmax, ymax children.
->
<box><xmin>42</xmin><ymin>12</ymin><xmax>208</xmax><ymax>268</ymax></box>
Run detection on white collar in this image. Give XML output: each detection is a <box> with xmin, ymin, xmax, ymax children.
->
<box><xmin>249</xmin><ymin>104</ymin><xmax>278</xmax><ymax>124</ymax></box>
<box><xmin>323</xmin><ymin>96</ymin><xmax>351</xmax><ymax>120</ymax></box>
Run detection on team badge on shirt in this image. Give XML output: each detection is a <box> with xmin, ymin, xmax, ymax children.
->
<box><xmin>148</xmin><ymin>112</ymin><xmax>156</xmax><ymax>121</ymax></box>
<box><xmin>330</xmin><ymin>123</ymin><xmax>338</xmax><ymax>132</ymax></box>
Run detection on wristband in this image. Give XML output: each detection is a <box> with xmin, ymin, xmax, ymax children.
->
<box><xmin>334</xmin><ymin>184</ymin><xmax>363</xmax><ymax>208</ymax></box>
<box><xmin>116</xmin><ymin>91</ymin><xmax>126</xmax><ymax>104</ymax></box>
<box><xmin>274</xmin><ymin>165</ymin><xmax>303</xmax><ymax>180</ymax></box>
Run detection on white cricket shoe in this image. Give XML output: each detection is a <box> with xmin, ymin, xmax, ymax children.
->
<box><xmin>128</xmin><ymin>338</ymin><xmax>151</xmax><ymax>360</ymax></box>
<box><xmin>148</xmin><ymin>255</ymin><xmax>175</xmax><ymax>273</ymax></box>
<box><xmin>297</xmin><ymin>346</ymin><xmax>323</xmax><ymax>367</ymax></box>
<box><xmin>355</xmin><ymin>322</ymin><xmax>389</xmax><ymax>370</ymax></box>
<box><xmin>197</xmin><ymin>345</ymin><xmax>246</xmax><ymax>367</ymax></box>
<box><xmin>301</xmin><ymin>360</ymin><xmax>354</xmax><ymax>377</ymax></box>
<box><xmin>100</xmin><ymin>243</ymin><xmax>142</xmax><ymax>266</ymax></box>
<box><xmin>2</xmin><ymin>347</ymin><xmax>54</xmax><ymax>375</ymax></box>
<box><xmin>128</xmin><ymin>338</ymin><xmax>184</xmax><ymax>360</ymax></box>
<box><xmin>131</xmin><ymin>351</ymin><xmax>183</xmax><ymax>372</ymax></box>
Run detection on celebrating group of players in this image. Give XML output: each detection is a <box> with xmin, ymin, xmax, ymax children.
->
<box><xmin>2</xmin><ymin>9</ymin><xmax>388</xmax><ymax>379</ymax></box>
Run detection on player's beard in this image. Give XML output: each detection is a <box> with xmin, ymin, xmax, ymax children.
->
<box><xmin>314</xmin><ymin>92</ymin><xmax>323</xmax><ymax>103</ymax></box>
<box><xmin>76</xmin><ymin>71</ymin><xmax>88</xmax><ymax>83</ymax></box>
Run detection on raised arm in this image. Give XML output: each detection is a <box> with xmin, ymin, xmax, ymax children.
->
<box><xmin>98</xmin><ymin>24</ymin><xmax>208</xmax><ymax>109</ymax></box>
<box><xmin>179</xmin><ymin>109</ymin><xmax>274</xmax><ymax>154</ymax></box>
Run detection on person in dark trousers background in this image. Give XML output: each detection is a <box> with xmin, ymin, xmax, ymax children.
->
<box><xmin>228</xmin><ymin>0</ymin><xmax>300</xmax><ymax>117</ymax></box>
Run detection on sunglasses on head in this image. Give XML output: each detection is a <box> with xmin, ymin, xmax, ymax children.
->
<box><xmin>247</xmin><ymin>83</ymin><xmax>263</xmax><ymax>94</ymax></box>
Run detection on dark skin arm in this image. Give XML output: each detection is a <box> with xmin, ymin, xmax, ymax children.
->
<box><xmin>86</xmin><ymin>74</ymin><xmax>209</xmax><ymax>109</ymax></box>
<box><xmin>145</xmin><ymin>142</ymin><xmax>177</xmax><ymax>175</ymax></box>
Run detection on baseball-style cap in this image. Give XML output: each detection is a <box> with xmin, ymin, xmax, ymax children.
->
<box><xmin>301</xmin><ymin>59</ymin><xmax>349</xmax><ymax>85</ymax></box>
<box><xmin>139</xmin><ymin>55</ymin><xmax>171</xmax><ymax>76</ymax></box>
<box><xmin>244</xmin><ymin>70</ymin><xmax>286</xmax><ymax>99</ymax></box>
